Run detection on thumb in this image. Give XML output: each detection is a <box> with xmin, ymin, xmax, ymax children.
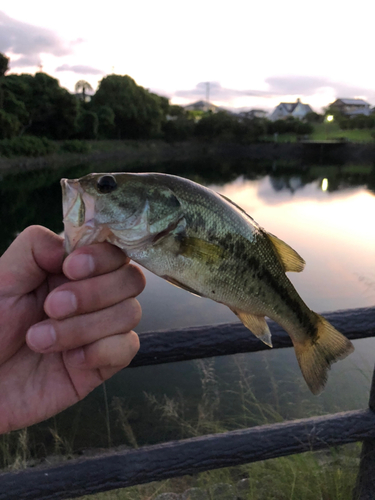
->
<box><xmin>0</xmin><ymin>226</ymin><xmax>65</xmax><ymax>297</ymax></box>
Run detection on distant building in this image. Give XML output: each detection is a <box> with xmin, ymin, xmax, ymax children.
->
<box><xmin>243</xmin><ymin>109</ymin><xmax>268</xmax><ymax>119</ymax></box>
<box><xmin>330</xmin><ymin>98</ymin><xmax>370</xmax><ymax>117</ymax></box>
<box><xmin>270</xmin><ymin>98</ymin><xmax>312</xmax><ymax>121</ymax></box>
<box><xmin>184</xmin><ymin>100</ymin><xmax>220</xmax><ymax>113</ymax></box>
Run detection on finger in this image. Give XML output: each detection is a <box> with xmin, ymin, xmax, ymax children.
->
<box><xmin>64</xmin><ymin>331</ymin><xmax>140</xmax><ymax>376</ymax></box>
<box><xmin>26</xmin><ymin>298</ymin><xmax>142</xmax><ymax>353</ymax></box>
<box><xmin>63</xmin><ymin>242</ymin><xmax>129</xmax><ymax>281</ymax></box>
<box><xmin>0</xmin><ymin>226</ymin><xmax>64</xmax><ymax>297</ymax></box>
<box><xmin>44</xmin><ymin>263</ymin><xmax>145</xmax><ymax>319</ymax></box>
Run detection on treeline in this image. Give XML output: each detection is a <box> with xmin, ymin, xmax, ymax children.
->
<box><xmin>0</xmin><ymin>52</ymin><xmax>316</xmax><ymax>151</ymax></box>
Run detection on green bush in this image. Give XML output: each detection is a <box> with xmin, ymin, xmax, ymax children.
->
<box><xmin>76</xmin><ymin>111</ymin><xmax>99</xmax><ymax>140</ymax></box>
<box><xmin>60</xmin><ymin>140</ymin><xmax>91</xmax><ymax>154</ymax></box>
<box><xmin>162</xmin><ymin>117</ymin><xmax>195</xmax><ymax>142</ymax></box>
<box><xmin>0</xmin><ymin>135</ymin><xmax>56</xmax><ymax>157</ymax></box>
<box><xmin>0</xmin><ymin>110</ymin><xmax>21</xmax><ymax>139</ymax></box>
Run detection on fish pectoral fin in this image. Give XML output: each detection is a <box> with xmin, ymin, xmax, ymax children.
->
<box><xmin>230</xmin><ymin>308</ymin><xmax>273</xmax><ymax>347</ymax></box>
<box><xmin>163</xmin><ymin>276</ymin><xmax>204</xmax><ymax>298</ymax></box>
<box><xmin>267</xmin><ymin>233</ymin><xmax>305</xmax><ymax>273</ymax></box>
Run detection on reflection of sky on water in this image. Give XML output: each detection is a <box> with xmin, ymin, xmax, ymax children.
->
<box><xmin>132</xmin><ymin>175</ymin><xmax>374</xmax><ymax>415</ymax></box>
<box><xmin>137</xmin><ymin>176</ymin><xmax>375</xmax><ymax>334</ymax></box>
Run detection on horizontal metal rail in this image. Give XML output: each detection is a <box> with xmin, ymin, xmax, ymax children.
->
<box><xmin>0</xmin><ymin>306</ymin><xmax>374</xmax><ymax>499</ymax></box>
<box><xmin>131</xmin><ymin>306</ymin><xmax>375</xmax><ymax>367</ymax></box>
<box><xmin>1</xmin><ymin>409</ymin><xmax>375</xmax><ymax>500</ymax></box>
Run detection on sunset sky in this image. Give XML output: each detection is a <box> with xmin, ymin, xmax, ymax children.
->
<box><xmin>1</xmin><ymin>0</ymin><xmax>374</xmax><ymax>113</ymax></box>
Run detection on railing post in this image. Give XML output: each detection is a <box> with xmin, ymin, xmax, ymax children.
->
<box><xmin>353</xmin><ymin>365</ymin><xmax>375</xmax><ymax>500</ymax></box>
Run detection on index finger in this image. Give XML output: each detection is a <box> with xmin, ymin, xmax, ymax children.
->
<box><xmin>63</xmin><ymin>242</ymin><xmax>129</xmax><ymax>281</ymax></box>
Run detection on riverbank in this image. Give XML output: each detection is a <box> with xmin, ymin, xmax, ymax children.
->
<box><xmin>1</xmin><ymin>140</ymin><xmax>374</xmax><ymax>172</ymax></box>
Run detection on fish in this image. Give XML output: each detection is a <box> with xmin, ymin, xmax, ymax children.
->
<box><xmin>61</xmin><ymin>172</ymin><xmax>354</xmax><ymax>394</ymax></box>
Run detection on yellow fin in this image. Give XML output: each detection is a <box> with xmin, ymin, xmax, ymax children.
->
<box><xmin>293</xmin><ymin>314</ymin><xmax>354</xmax><ymax>395</ymax></box>
<box><xmin>179</xmin><ymin>236</ymin><xmax>225</xmax><ymax>264</ymax></box>
<box><xmin>231</xmin><ymin>308</ymin><xmax>272</xmax><ymax>347</ymax></box>
<box><xmin>267</xmin><ymin>233</ymin><xmax>305</xmax><ymax>273</ymax></box>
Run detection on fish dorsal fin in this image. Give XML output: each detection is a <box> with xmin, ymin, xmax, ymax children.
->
<box><xmin>230</xmin><ymin>308</ymin><xmax>273</xmax><ymax>347</ymax></box>
<box><xmin>163</xmin><ymin>276</ymin><xmax>203</xmax><ymax>298</ymax></box>
<box><xmin>267</xmin><ymin>233</ymin><xmax>305</xmax><ymax>273</ymax></box>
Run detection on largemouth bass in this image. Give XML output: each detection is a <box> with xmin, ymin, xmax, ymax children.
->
<box><xmin>61</xmin><ymin>172</ymin><xmax>354</xmax><ymax>394</ymax></box>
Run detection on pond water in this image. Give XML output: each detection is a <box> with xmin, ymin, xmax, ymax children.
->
<box><xmin>1</xmin><ymin>158</ymin><xmax>374</xmax><ymax>454</ymax></box>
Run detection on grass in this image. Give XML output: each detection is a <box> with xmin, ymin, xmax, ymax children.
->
<box><xmin>310</xmin><ymin>123</ymin><xmax>374</xmax><ymax>142</ymax></box>
<box><xmin>260</xmin><ymin>123</ymin><xmax>375</xmax><ymax>144</ymax></box>
<box><xmin>0</xmin><ymin>358</ymin><xmax>366</xmax><ymax>499</ymax></box>
<box><xmin>74</xmin><ymin>444</ymin><xmax>361</xmax><ymax>500</ymax></box>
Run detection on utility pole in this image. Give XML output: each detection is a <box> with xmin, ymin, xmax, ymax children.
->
<box><xmin>205</xmin><ymin>82</ymin><xmax>210</xmax><ymax>112</ymax></box>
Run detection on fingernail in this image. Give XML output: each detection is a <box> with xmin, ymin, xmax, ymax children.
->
<box><xmin>66</xmin><ymin>347</ymin><xmax>85</xmax><ymax>366</ymax></box>
<box><xmin>48</xmin><ymin>290</ymin><xmax>77</xmax><ymax>317</ymax></box>
<box><xmin>27</xmin><ymin>323</ymin><xmax>56</xmax><ymax>351</ymax></box>
<box><xmin>66</xmin><ymin>253</ymin><xmax>95</xmax><ymax>279</ymax></box>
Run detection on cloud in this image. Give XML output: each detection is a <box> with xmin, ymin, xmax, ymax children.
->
<box><xmin>173</xmin><ymin>78</ymin><xmax>375</xmax><ymax>105</ymax></box>
<box><xmin>0</xmin><ymin>11</ymin><xmax>72</xmax><ymax>67</ymax></box>
<box><xmin>264</xmin><ymin>75</ymin><xmax>375</xmax><ymax>100</ymax></box>
<box><xmin>56</xmin><ymin>64</ymin><xmax>105</xmax><ymax>75</ymax></box>
<box><xmin>175</xmin><ymin>81</ymin><xmax>263</xmax><ymax>100</ymax></box>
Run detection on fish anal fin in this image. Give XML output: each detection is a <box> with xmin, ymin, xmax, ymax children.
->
<box><xmin>293</xmin><ymin>314</ymin><xmax>354</xmax><ymax>395</ymax></box>
<box><xmin>163</xmin><ymin>276</ymin><xmax>204</xmax><ymax>298</ymax></box>
<box><xmin>267</xmin><ymin>233</ymin><xmax>305</xmax><ymax>273</ymax></box>
<box><xmin>231</xmin><ymin>308</ymin><xmax>273</xmax><ymax>347</ymax></box>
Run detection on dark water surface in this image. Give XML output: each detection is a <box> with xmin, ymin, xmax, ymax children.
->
<box><xmin>1</xmin><ymin>158</ymin><xmax>374</xmax><ymax>454</ymax></box>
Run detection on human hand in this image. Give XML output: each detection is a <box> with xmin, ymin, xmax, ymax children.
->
<box><xmin>0</xmin><ymin>226</ymin><xmax>145</xmax><ymax>434</ymax></box>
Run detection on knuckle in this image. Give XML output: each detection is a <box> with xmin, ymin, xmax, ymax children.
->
<box><xmin>21</xmin><ymin>225</ymin><xmax>43</xmax><ymax>241</ymax></box>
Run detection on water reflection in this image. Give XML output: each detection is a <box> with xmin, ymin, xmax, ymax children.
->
<box><xmin>1</xmin><ymin>158</ymin><xmax>374</xmax><ymax>457</ymax></box>
<box><xmin>1</xmin><ymin>159</ymin><xmax>374</xmax><ymax>257</ymax></box>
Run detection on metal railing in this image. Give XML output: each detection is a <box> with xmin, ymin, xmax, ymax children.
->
<box><xmin>0</xmin><ymin>306</ymin><xmax>374</xmax><ymax>500</ymax></box>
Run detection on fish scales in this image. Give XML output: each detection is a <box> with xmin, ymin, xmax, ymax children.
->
<box><xmin>61</xmin><ymin>172</ymin><xmax>354</xmax><ymax>394</ymax></box>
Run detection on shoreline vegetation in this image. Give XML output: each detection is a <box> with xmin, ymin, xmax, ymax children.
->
<box><xmin>1</xmin><ymin>49</ymin><xmax>374</xmax><ymax>173</ymax></box>
<box><xmin>1</xmin><ymin>139</ymin><xmax>375</xmax><ymax>173</ymax></box>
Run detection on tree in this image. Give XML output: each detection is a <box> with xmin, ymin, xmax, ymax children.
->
<box><xmin>0</xmin><ymin>53</ymin><xmax>9</xmax><ymax>78</ymax></box>
<box><xmin>96</xmin><ymin>105</ymin><xmax>115</xmax><ymax>138</ymax></box>
<box><xmin>75</xmin><ymin>80</ymin><xmax>93</xmax><ymax>101</ymax></box>
<box><xmin>3</xmin><ymin>72</ymin><xmax>78</xmax><ymax>139</ymax></box>
<box><xmin>0</xmin><ymin>53</ymin><xmax>10</xmax><ymax>110</ymax></box>
<box><xmin>91</xmin><ymin>74</ymin><xmax>164</xmax><ymax>139</ymax></box>
<box><xmin>76</xmin><ymin>110</ymin><xmax>99</xmax><ymax>139</ymax></box>
<box><xmin>0</xmin><ymin>109</ymin><xmax>21</xmax><ymax>139</ymax></box>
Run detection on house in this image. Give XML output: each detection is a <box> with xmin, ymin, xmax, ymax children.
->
<box><xmin>184</xmin><ymin>100</ymin><xmax>220</xmax><ymax>113</ymax></box>
<box><xmin>270</xmin><ymin>98</ymin><xmax>312</xmax><ymax>121</ymax></box>
<box><xmin>330</xmin><ymin>98</ymin><xmax>370</xmax><ymax>117</ymax></box>
<box><xmin>243</xmin><ymin>109</ymin><xmax>268</xmax><ymax>119</ymax></box>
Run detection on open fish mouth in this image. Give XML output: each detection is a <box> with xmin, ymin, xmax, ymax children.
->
<box><xmin>61</xmin><ymin>178</ymin><xmax>110</xmax><ymax>254</ymax></box>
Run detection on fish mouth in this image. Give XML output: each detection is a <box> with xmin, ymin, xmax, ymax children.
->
<box><xmin>61</xmin><ymin>178</ymin><xmax>111</xmax><ymax>254</ymax></box>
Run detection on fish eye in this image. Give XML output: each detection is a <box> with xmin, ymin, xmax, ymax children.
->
<box><xmin>97</xmin><ymin>175</ymin><xmax>117</xmax><ymax>194</ymax></box>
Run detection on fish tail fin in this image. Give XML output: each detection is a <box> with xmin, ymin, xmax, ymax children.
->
<box><xmin>293</xmin><ymin>314</ymin><xmax>354</xmax><ymax>395</ymax></box>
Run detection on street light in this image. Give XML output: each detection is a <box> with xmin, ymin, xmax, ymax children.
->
<box><xmin>325</xmin><ymin>114</ymin><xmax>334</xmax><ymax>139</ymax></box>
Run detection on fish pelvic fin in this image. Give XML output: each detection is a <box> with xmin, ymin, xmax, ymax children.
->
<box><xmin>293</xmin><ymin>314</ymin><xmax>354</xmax><ymax>395</ymax></box>
<box><xmin>231</xmin><ymin>308</ymin><xmax>273</xmax><ymax>347</ymax></box>
<box><xmin>267</xmin><ymin>233</ymin><xmax>305</xmax><ymax>273</ymax></box>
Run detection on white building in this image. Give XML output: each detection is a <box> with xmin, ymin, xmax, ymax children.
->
<box><xmin>270</xmin><ymin>98</ymin><xmax>312</xmax><ymax>121</ymax></box>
